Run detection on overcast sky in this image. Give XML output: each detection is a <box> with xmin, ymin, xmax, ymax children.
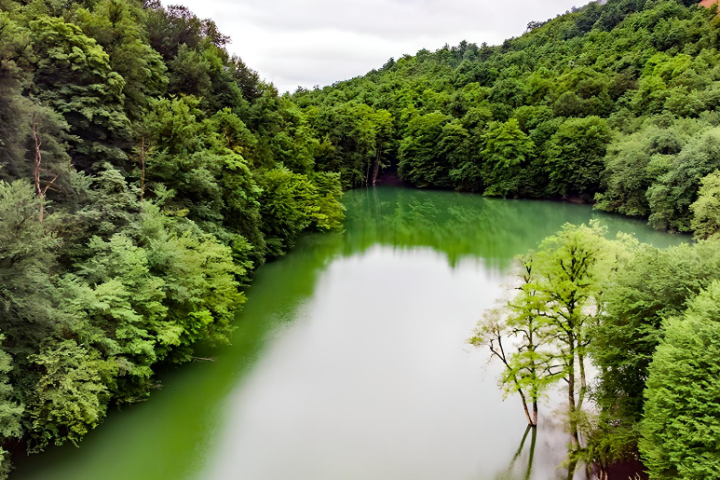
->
<box><xmin>164</xmin><ymin>0</ymin><xmax>588</xmax><ymax>93</ymax></box>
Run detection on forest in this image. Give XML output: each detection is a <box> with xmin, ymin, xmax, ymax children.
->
<box><xmin>0</xmin><ymin>0</ymin><xmax>344</xmax><ymax>476</ymax></box>
<box><xmin>1</xmin><ymin>0</ymin><xmax>720</xmax><ymax>478</ymax></box>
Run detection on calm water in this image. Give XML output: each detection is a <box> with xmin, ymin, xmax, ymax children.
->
<box><xmin>14</xmin><ymin>188</ymin><xmax>684</xmax><ymax>480</ymax></box>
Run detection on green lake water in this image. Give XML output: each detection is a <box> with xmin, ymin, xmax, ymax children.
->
<box><xmin>13</xmin><ymin>188</ymin><xmax>685</xmax><ymax>480</ymax></box>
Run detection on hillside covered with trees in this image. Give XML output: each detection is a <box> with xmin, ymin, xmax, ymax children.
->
<box><xmin>296</xmin><ymin>0</ymin><xmax>720</xmax><ymax>236</ymax></box>
<box><xmin>0</xmin><ymin>0</ymin><xmax>344</xmax><ymax>475</ymax></box>
<box><xmin>2</xmin><ymin>0</ymin><xmax>720</xmax><ymax>478</ymax></box>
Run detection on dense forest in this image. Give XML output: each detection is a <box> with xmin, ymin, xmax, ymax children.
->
<box><xmin>0</xmin><ymin>0</ymin><xmax>344</xmax><ymax>476</ymax></box>
<box><xmin>295</xmin><ymin>0</ymin><xmax>720</xmax><ymax>236</ymax></box>
<box><xmin>2</xmin><ymin>0</ymin><xmax>720</xmax><ymax>478</ymax></box>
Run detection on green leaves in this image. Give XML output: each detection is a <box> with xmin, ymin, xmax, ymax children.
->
<box><xmin>398</xmin><ymin>111</ymin><xmax>456</xmax><ymax>189</ymax></box>
<box><xmin>690</xmin><ymin>170</ymin><xmax>720</xmax><ymax>239</ymax></box>
<box><xmin>27</xmin><ymin>340</ymin><xmax>111</xmax><ymax>451</ymax></box>
<box><xmin>481</xmin><ymin>119</ymin><xmax>536</xmax><ymax>197</ymax></box>
<box><xmin>472</xmin><ymin>222</ymin><xmax>619</xmax><ymax>434</ymax></box>
<box><xmin>0</xmin><ymin>0</ymin><xmax>348</xmax><ymax>474</ymax></box>
<box><xmin>593</xmin><ymin>239</ymin><xmax>720</xmax><ymax>436</ymax></box>
<box><xmin>258</xmin><ymin>168</ymin><xmax>344</xmax><ymax>257</ymax></box>
<box><xmin>640</xmin><ymin>281</ymin><xmax>720</xmax><ymax>480</ymax></box>
<box><xmin>648</xmin><ymin>127</ymin><xmax>720</xmax><ymax>232</ymax></box>
<box><xmin>546</xmin><ymin>116</ymin><xmax>612</xmax><ymax>199</ymax></box>
<box><xmin>28</xmin><ymin>17</ymin><xmax>132</xmax><ymax>169</ymax></box>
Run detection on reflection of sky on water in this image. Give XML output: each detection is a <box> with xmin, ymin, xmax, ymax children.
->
<box><xmin>203</xmin><ymin>247</ymin><xmax>578</xmax><ymax>480</ymax></box>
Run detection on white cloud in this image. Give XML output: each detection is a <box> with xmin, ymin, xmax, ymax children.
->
<box><xmin>162</xmin><ymin>0</ymin><xmax>588</xmax><ymax>93</ymax></box>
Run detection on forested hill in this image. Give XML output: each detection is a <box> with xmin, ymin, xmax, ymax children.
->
<box><xmin>0</xmin><ymin>0</ymin><xmax>344</xmax><ymax>475</ymax></box>
<box><xmin>295</xmin><ymin>0</ymin><xmax>720</xmax><ymax>236</ymax></box>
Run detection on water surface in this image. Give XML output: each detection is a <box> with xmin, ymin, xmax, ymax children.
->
<box><xmin>14</xmin><ymin>188</ymin><xmax>684</xmax><ymax>480</ymax></box>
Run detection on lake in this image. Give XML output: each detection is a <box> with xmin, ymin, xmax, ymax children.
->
<box><xmin>13</xmin><ymin>187</ymin><xmax>684</xmax><ymax>480</ymax></box>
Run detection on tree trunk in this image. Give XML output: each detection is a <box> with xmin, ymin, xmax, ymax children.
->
<box><xmin>518</xmin><ymin>388</ymin><xmax>534</xmax><ymax>427</ymax></box>
<box><xmin>140</xmin><ymin>136</ymin><xmax>146</xmax><ymax>202</ymax></box>
<box><xmin>566</xmin><ymin>334</ymin><xmax>580</xmax><ymax>480</ymax></box>
<box><xmin>372</xmin><ymin>145</ymin><xmax>381</xmax><ymax>185</ymax></box>
<box><xmin>577</xmin><ymin>352</ymin><xmax>587</xmax><ymax>413</ymax></box>
<box><xmin>567</xmin><ymin>335</ymin><xmax>580</xmax><ymax>449</ymax></box>
<box><xmin>32</xmin><ymin>117</ymin><xmax>44</xmax><ymax>223</ymax></box>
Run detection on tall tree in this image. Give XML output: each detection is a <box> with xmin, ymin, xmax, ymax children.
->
<box><xmin>640</xmin><ymin>281</ymin><xmax>720</xmax><ymax>480</ymax></box>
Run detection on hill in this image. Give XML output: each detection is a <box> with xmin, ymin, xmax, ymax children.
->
<box><xmin>295</xmin><ymin>0</ymin><xmax>720</xmax><ymax>234</ymax></box>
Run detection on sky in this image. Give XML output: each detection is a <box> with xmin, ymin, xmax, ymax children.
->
<box><xmin>163</xmin><ymin>0</ymin><xmax>589</xmax><ymax>94</ymax></box>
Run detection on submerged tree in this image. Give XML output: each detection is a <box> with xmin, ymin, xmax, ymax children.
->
<box><xmin>469</xmin><ymin>256</ymin><xmax>557</xmax><ymax>427</ymax></box>
<box><xmin>529</xmin><ymin>222</ymin><xmax>628</xmax><ymax>477</ymax></box>
<box><xmin>472</xmin><ymin>222</ymin><xmax>624</xmax><ymax>475</ymax></box>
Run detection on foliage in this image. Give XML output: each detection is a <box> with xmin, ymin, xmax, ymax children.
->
<box><xmin>546</xmin><ymin>117</ymin><xmax>612</xmax><ymax>199</ymax></box>
<box><xmin>690</xmin><ymin>170</ymin><xmax>720</xmax><ymax>238</ymax></box>
<box><xmin>0</xmin><ymin>0</ymin><xmax>344</xmax><ymax>476</ymax></box>
<box><xmin>295</xmin><ymin>0</ymin><xmax>720</xmax><ymax>235</ymax></box>
<box><xmin>648</xmin><ymin>127</ymin><xmax>720</xmax><ymax>232</ymax></box>
<box><xmin>593</xmin><ymin>240</ymin><xmax>720</xmax><ymax>426</ymax></box>
<box><xmin>481</xmin><ymin>119</ymin><xmax>536</xmax><ymax>197</ymax></box>
<box><xmin>4</xmin><ymin>0</ymin><xmax>720</xmax><ymax>476</ymax></box>
<box><xmin>640</xmin><ymin>281</ymin><xmax>720</xmax><ymax>480</ymax></box>
<box><xmin>472</xmin><ymin>222</ymin><xmax>624</xmax><ymax>471</ymax></box>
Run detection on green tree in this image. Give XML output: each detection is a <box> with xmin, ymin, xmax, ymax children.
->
<box><xmin>469</xmin><ymin>257</ymin><xmax>556</xmax><ymax>427</ymax></box>
<box><xmin>398</xmin><ymin>112</ymin><xmax>451</xmax><ymax>188</ymax></box>
<box><xmin>648</xmin><ymin>127</ymin><xmax>720</xmax><ymax>232</ymax></box>
<box><xmin>528</xmin><ymin>222</ymin><xmax>622</xmax><ymax>462</ymax></box>
<box><xmin>257</xmin><ymin>168</ymin><xmax>343</xmax><ymax>257</ymax></box>
<box><xmin>0</xmin><ymin>181</ymin><xmax>60</xmax><ymax>363</ymax></box>
<box><xmin>593</xmin><ymin>240</ymin><xmax>720</xmax><ymax>430</ymax></box>
<box><xmin>26</xmin><ymin>340</ymin><xmax>112</xmax><ymax>451</ymax></box>
<box><xmin>73</xmin><ymin>0</ymin><xmax>168</xmax><ymax>120</ymax></box>
<box><xmin>546</xmin><ymin>117</ymin><xmax>612</xmax><ymax>199</ymax></box>
<box><xmin>690</xmin><ymin>170</ymin><xmax>720</xmax><ymax>239</ymax></box>
<box><xmin>481</xmin><ymin>119</ymin><xmax>536</xmax><ymax>197</ymax></box>
<box><xmin>28</xmin><ymin>17</ymin><xmax>132</xmax><ymax>170</ymax></box>
<box><xmin>596</xmin><ymin>120</ymin><xmax>699</xmax><ymax>218</ymax></box>
<box><xmin>0</xmin><ymin>335</ymin><xmax>23</xmax><ymax>478</ymax></box>
<box><xmin>640</xmin><ymin>281</ymin><xmax>720</xmax><ymax>480</ymax></box>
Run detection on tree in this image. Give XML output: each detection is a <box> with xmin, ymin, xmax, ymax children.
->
<box><xmin>28</xmin><ymin>104</ymin><xmax>74</xmax><ymax>222</ymax></box>
<box><xmin>0</xmin><ymin>181</ymin><xmax>60</xmax><ymax>363</ymax></box>
<box><xmin>469</xmin><ymin>257</ymin><xmax>556</xmax><ymax>427</ymax></box>
<box><xmin>596</xmin><ymin>120</ymin><xmax>698</xmax><ymax>218</ymax></box>
<box><xmin>640</xmin><ymin>281</ymin><xmax>720</xmax><ymax>480</ymax></box>
<box><xmin>471</xmin><ymin>221</ymin><xmax>623</xmax><ymax>469</ymax></box>
<box><xmin>546</xmin><ymin>117</ymin><xmax>612</xmax><ymax>199</ymax></box>
<box><xmin>592</xmin><ymin>241</ymin><xmax>720</xmax><ymax>430</ymax></box>
<box><xmin>648</xmin><ymin>128</ymin><xmax>720</xmax><ymax>232</ymax></box>
<box><xmin>530</xmin><ymin>222</ymin><xmax>619</xmax><ymax>460</ymax></box>
<box><xmin>690</xmin><ymin>170</ymin><xmax>720</xmax><ymax>239</ymax></box>
<box><xmin>73</xmin><ymin>0</ymin><xmax>168</xmax><ymax>120</ymax></box>
<box><xmin>257</xmin><ymin>168</ymin><xmax>339</xmax><ymax>257</ymax></box>
<box><xmin>0</xmin><ymin>335</ymin><xmax>23</xmax><ymax>478</ymax></box>
<box><xmin>28</xmin><ymin>17</ymin><xmax>132</xmax><ymax>170</ymax></box>
<box><xmin>398</xmin><ymin>112</ymin><xmax>453</xmax><ymax>188</ymax></box>
<box><xmin>481</xmin><ymin>119</ymin><xmax>536</xmax><ymax>197</ymax></box>
<box><xmin>26</xmin><ymin>340</ymin><xmax>112</xmax><ymax>451</ymax></box>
